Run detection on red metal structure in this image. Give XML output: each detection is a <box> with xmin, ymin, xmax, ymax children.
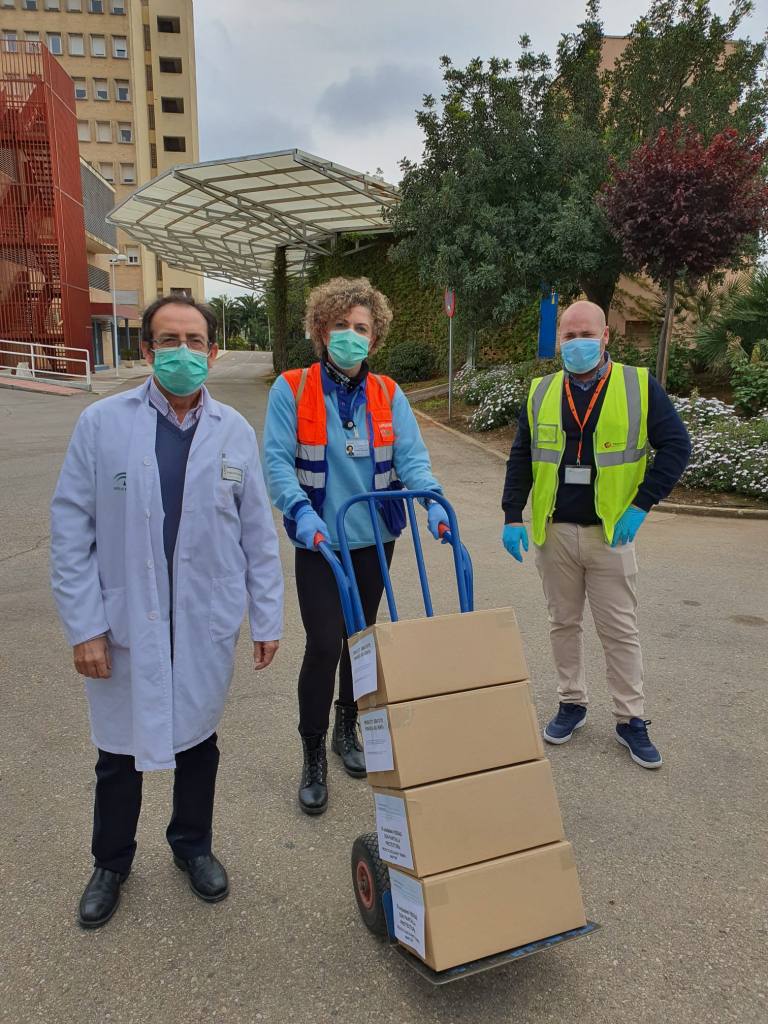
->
<box><xmin>0</xmin><ymin>40</ymin><xmax>93</xmax><ymax>373</ymax></box>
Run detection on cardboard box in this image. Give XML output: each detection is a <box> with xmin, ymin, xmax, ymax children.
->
<box><xmin>389</xmin><ymin>841</ymin><xmax>586</xmax><ymax>972</ymax></box>
<box><xmin>352</xmin><ymin>607</ymin><xmax>528</xmax><ymax>710</ymax></box>
<box><xmin>360</xmin><ymin>680</ymin><xmax>544</xmax><ymax>789</ymax></box>
<box><xmin>373</xmin><ymin>759</ymin><xmax>565</xmax><ymax>876</ymax></box>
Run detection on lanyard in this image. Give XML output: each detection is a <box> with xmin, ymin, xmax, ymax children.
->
<box><xmin>564</xmin><ymin>363</ymin><xmax>612</xmax><ymax>465</ymax></box>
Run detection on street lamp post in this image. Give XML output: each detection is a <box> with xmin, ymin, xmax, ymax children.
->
<box><xmin>109</xmin><ymin>253</ymin><xmax>129</xmax><ymax>378</ymax></box>
<box><xmin>222</xmin><ymin>299</ymin><xmax>227</xmax><ymax>352</ymax></box>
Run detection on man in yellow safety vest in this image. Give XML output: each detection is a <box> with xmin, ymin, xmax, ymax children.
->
<box><xmin>501</xmin><ymin>300</ymin><xmax>691</xmax><ymax>768</ymax></box>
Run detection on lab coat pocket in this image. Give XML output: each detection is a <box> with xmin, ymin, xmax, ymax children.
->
<box><xmin>209</xmin><ymin>574</ymin><xmax>247</xmax><ymax>641</ymax></box>
<box><xmin>102</xmin><ymin>586</ymin><xmax>130</xmax><ymax>648</ymax></box>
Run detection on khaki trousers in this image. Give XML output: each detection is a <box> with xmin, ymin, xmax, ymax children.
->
<box><xmin>533</xmin><ymin>523</ymin><xmax>644</xmax><ymax>722</ymax></box>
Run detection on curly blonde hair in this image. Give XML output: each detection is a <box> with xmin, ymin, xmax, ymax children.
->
<box><xmin>304</xmin><ymin>276</ymin><xmax>393</xmax><ymax>357</ymax></box>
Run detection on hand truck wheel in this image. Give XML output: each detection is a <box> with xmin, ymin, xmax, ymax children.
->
<box><xmin>351</xmin><ymin>831</ymin><xmax>390</xmax><ymax>937</ymax></box>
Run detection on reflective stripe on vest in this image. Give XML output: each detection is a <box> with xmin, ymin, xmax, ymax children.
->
<box><xmin>527</xmin><ymin>363</ymin><xmax>649</xmax><ymax>545</ymax></box>
<box><xmin>281</xmin><ymin>362</ymin><xmax>399</xmax><ymax>530</ymax></box>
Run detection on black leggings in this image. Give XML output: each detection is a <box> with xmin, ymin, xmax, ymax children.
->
<box><xmin>295</xmin><ymin>542</ymin><xmax>395</xmax><ymax>737</ymax></box>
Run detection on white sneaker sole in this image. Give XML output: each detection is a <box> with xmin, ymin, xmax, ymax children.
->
<box><xmin>615</xmin><ymin>734</ymin><xmax>663</xmax><ymax>769</ymax></box>
<box><xmin>543</xmin><ymin>716</ymin><xmax>586</xmax><ymax>745</ymax></box>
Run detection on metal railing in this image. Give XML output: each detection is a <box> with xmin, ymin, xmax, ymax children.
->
<box><xmin>0</xmin><ymin>340</ymin><xmax>92</xmax><ymax>390</ymax></box>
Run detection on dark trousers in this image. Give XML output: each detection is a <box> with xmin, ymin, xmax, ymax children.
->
<box><xmin>92</xmin><ymin>733</ymin><xmax>219</xmax><ymax>876</ymax></box>
<box><xmin>295</xmin><ymin>542</ymin><xmax>395</xmax><ymax>737</ymax></box>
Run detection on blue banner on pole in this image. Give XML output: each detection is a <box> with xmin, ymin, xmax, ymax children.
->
<box><xmin>538</xmin><ymin>290</ymin><xmax>558</xmax><ymax>359</ymax></box>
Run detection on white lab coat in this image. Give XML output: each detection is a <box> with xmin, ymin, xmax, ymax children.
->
<box><xmin>50</xmin><ymin>379</ymin><xmax>284</xmax><ymax>771</ymax></box>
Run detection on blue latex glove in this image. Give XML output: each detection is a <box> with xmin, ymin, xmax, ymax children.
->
<box><xmin>611</xmin><ymin>505</ymin><xmax>647</xmax><ymax>547</ymax></box>
<box><xmin>427</xmin><ymin>502</ymin><xmax>451</xmax><ymax>542</ymax></box>
<box><xmin>502</xmin><ymin>524</ymin><xmax>529</xmax><ymax>563</ymax></box>
<box><xmin>294</xmin><ymin>507</ymin><xmax>329</xmax><ymax>550</ymax></box>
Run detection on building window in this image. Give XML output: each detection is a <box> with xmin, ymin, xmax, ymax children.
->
<box><xmin>67</xmin><ymin>32</ymin><xmax>83</xmax><ymax>55</ymax></box>
<box><xmin>147</xmin><ymin>104</ymin><xmax>155</xmax><ymax>130</ymax></box>
<box><xmin>44</xmin><ymin>0</ymin><xmax>60</xmax><ymax>9</ymax></box>
<box><xmin>67</xmin><ymin>0</ymin><xmax>82</xmax><ymax>9</ymax></box>
<box><xmin>110</xmin><ymin>0</ymin><xmax>125</xmax><ymax>12</ymax></box>
<box><xmin>73</xmin><ymin>77</ymin><xmax>87</xmax><ymax>99</ymax></box>
<box><xmin>0</xmin><ymin>1</ymin><xmax>14</xmax><ymax>9</ymax></box>
<box><xmin>23</xmin><ymin>1</ymin><xmax>38</xmax><ymax>12</ymax></box>
<box><xmin>159</xmin><ymin>57</ymin><xmax>182</xmax><ymax>74</ymax></box>
<box><xmin>2</xmin><ymin>32</ymin><xmax>17</xmax><ymax>53</ymax></box>
<box><xmin>88</xmin><ymin>0</ymin><xmax>103</xmax><ymax>11</ymax></box>
<box><xmin>126</xmin><ymin>245</ymin><xmax>140</xmax><ymax>264</ymax></box>
<box><xmin>143</xmin><ymin>24</ymin><xmax>150</xmax><ymax>50</ymax></box>
<box><xmin>96</xmin><ymin>120</ymin><xmax>111</xmax><ymax>142</ymax></box>
<box><xmin>163</xmin><ymin>135</ymin><xmax>185</xmax><ymax>153</ymax></box>
<box><xmin>94</xmin><ymin>78</ymin><xmax>108</xmax><ymax>100</ymax></box>
<box><xmin>46</xmin><ymin>32</ymin><xmax>64</xmax><ymax>55</ymax></box>
<box><xmin>120</xmin><ymin>162</ymin><xmax>135</xmax><ymax>184</ymax></box>
<box><xmin>118</xmin><ymin>122</ymin><xmax>132</xmax><ymax>143</ymax></box>
<box><xmin>112</xmin><ymin>34</ymin><xmax>127</xmax><ymax>58</ymax></box>
<box><xmin>98</xmin><ymin>160</ymin><xmax>114</xmax><ymax>181</ymax></box>
<box><xmin>157</xmin><ymin>16</ymin><xmax>180</xmax><ymax>33</ymax></box>
<box><xmin>24</xmin><ymin>30</ymin><xmax>40</xmax><ymax>43</ymax></box>
<box><xmin>115</xmin><ymin>79</ymin><xmax>129</xmax><ymax>101</ymax></box>
<box><xmin>77</xmin><ymin>119</ymin><xmax>90</xmax><ymax>142</ymax></box>
<box><xmin>170</xmin><ymin>288</ymin><xmax>192</xmax><ymax>298</ymax></box>
<box><xmin>90</xmin><ymin>34</ymin><xmax>106</xmax><ymax>57</ymax></box>
<box><xmin>161</xmin><ymin>96</ymin><xmax>184</xmax><ymax>114</ymax></box>
<box><xmin>145</xmin><ymin>64</ymin><xmax>152</xmax><ymax>91</ymax></box>
<box><xmin>150</xmin><ymin>142</ymin><xmax>157</xmax><ymax>169</ymax></box>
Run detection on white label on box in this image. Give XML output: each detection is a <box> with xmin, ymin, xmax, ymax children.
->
<box><xmin>359</xmin><ymin>709</ymin><xmax>394</xmax><ymax>772</ymax></box>
<box><xmin>350</xmin><ymin>632</ymin><xmax>377</xmax><ymax>700</ymax></box>
<box><xmin>389</xmin><ymin>869</ymin><xmax>426</xmax><ymax>959</ymax></box>
<box><xmin>374</xmin><ymin>794</ymin><xmax>414</xmax><ymax>870</ymax></box>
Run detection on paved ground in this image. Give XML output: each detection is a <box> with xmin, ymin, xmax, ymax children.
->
<box><xmin>1</xmin><ymin>351</ymin><xmax>766</xmax><ymax>1024</ymax></box>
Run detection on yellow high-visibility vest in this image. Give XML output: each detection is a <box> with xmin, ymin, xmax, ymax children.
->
<box><xmin>526</xmin><ymin>363</ymin><xmax>649</xmax><ymax>545</ymax></box>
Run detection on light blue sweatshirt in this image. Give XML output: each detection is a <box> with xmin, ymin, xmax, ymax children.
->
<box><xmin>263</xmin><ymin>368</ymin><xmax>442</xmax><ymax>549</ymax></box>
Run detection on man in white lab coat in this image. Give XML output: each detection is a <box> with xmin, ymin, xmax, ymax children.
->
<box><xmin>51</xmin><ymin>296</ymin><xmax>284</xmax><ymax>929</ymax></box>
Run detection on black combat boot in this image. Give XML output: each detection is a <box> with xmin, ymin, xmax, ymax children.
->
<box><xmin>331</xmin><ymin>701</ymin><xmax>367</xmax><ymax>779</ymax></box>
<box><xmin>298</xmin><ymin>733</ymin><xmax>328</xmax><ymax>815</ymax></box>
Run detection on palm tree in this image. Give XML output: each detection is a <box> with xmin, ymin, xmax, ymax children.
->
<box><xmin>694</xmin><ymin>270</ymin><xmax>768</xmax><ymax>373</ymax></box>
<box><xmin>207</xmin><ymin>295</ymin><xmax>241</xmax><ymax>349</ymax></box>
<box><xmin>234</xmin><ymin>293</ymin><xmax>270</xmax><ymax>349</ymax></box>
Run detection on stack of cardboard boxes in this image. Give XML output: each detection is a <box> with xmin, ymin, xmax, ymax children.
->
<box><xmin>351</xmin><ymin>607</ymin><xmax>586</xmax><ymax>972</ymax></box>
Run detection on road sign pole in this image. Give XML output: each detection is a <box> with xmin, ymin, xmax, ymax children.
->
<box><xmin>448</xmin><ymin>316</ymin><xmax>453</xmax><ymax>422</ymax></box>
<box><xmin>444</xmin><ymin>288</ymin><xmax>456</xmax><ymax>422</ymax></box>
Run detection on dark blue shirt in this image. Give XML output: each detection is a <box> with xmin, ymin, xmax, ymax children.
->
<box><xmin>155</xmin><ymin>412</ymin><xmax>198</xmax><ymax>579</ymax></box>
<box><xmin>501</xmin><ymin>366</ymin><xmax>691</xmax><ymax>525</ymax></box>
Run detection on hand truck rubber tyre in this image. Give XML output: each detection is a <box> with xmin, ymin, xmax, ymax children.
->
<box><xmin>351</xmin><ymin>832</ymin><xmax>390</xmax><ymax>937</ymax></box>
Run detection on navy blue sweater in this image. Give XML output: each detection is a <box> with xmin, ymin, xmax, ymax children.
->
<box><xmin>155</xmin><ymin>413</ymin><xmax>198</xmax><ymax>579</ymax></box>
<box><xmin>501</xmin><ymin>368</ymin><xmax>691</xmax><ymax>525</ymax></box>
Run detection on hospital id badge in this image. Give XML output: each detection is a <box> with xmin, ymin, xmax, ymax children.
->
<box><xmin>564</xmin><ymin>465</ymin><xmax>592</xmax><ymax>485</ymax></box>
<box><xmin>345</xmin><ymin>438</ymin><xmax>370</xmax><ymax>458</ymax></box>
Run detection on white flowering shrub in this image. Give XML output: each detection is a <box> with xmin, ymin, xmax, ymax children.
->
<box><xmin>471</xmin><ymin>377</ymin><xmax>530</xmax><ymax>430</ymax></box>
<box><xmin>672</xmin><ymin>395</ymin><xmax>768</xmax><ymax>500</ymax></box>
<box><xmin>453</xmin><ymin>364</ymin><xmax>518</xmax><ymax>406</ymax></box>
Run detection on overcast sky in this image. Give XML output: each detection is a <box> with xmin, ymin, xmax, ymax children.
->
<box><xmin>196</xmin><ymin>0</ymin><xmax>765</xmax><ymax>297</ymax></box>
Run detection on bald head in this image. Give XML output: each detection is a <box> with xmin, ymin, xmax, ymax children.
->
<box><xmin>559</xmin><ymin>301</ymin><xmax>607</xmax><ymax>342</ymax></box>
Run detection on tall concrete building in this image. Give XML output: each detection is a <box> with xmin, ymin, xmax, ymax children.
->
<box><xmin>0</xmin><ymin>0</ymin><xmax>202</xmax><ymax>349</ymax></box>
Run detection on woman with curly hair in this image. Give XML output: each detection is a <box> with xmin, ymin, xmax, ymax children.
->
<box><xmin>263</xmin><ymin>276</ymin><xmax>448</xmax><ymax>815</ymax></box>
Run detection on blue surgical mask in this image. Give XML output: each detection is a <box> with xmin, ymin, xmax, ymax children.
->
<box><xmin>328</xmin><ymin>329</ymin><xmax>370</xmax><ymax>369</ymax></box>
<box><xmin>560</xmin><ymin>338</ymin><xmax>603</xmax><ymax>374</ymax></box>
<box><xmin>153</xmin><ymin>345</ymin><xmax>209</xmax><ymax>396</ymax></box>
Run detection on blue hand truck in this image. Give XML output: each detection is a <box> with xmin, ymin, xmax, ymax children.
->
<box><xmin>318</xmin><ymin>489</ymin><xmax>599</xmax><ymax>985</ymax></box>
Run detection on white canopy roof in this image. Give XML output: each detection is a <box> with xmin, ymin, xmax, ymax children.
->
<box><xmin>108</xmin><ymin>149</ymin><xmax>399</xmax><ymax>289</ymax></box>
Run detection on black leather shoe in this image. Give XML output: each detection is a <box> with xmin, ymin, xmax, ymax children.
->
<box><xmin>331</xmin><ymin>701</ymin><xmax>367</xmax><ymax>778</ymax></box>
<box><xmin>77</xmin><ymin>867</ymin><xmax>127</xmax><ymax>929</ymax></box>
<box><xmin>299</xmin><ymin>733</ymin><xmax>328</xmax><ymax>815</ymax></box>
<box><xmin>173</xmin><ymin>853</ymin><xmax>229</xmax><ymax>902</ymax></box>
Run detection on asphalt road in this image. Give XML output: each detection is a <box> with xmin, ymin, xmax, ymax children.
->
<box><xmin>1</xmin><ymin>351</ymin><xmax>766</xmax><ymax>1024</ymax></box>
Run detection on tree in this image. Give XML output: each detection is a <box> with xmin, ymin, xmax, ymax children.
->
<box><xmin>235</xmin><ymin>293</ymin><xmax>271</xmax><ymax>349</ymax></box>
<box><xmin>600</xmin><ymin>126</ymin><xmax>768</xmax><ymax>386</ymax></box>
<box><xmin>694</xmin><ymin>269</ymin><xmax>768</xmax><ymax>371</ymax></box>
<box><xmin>389</xmin><ymin>47</ymin><xmax>586</xmax><ymax>355</ymax></box>
<box><xmin>207</xmin><ymin>295</ymin><xmax>241</xmax><ymax>348</ymax></box>
<box><xmin>391</xmin><ymin>1</ymin><xmax>768</xmax><ymax>326</ymax></box>
<box><xmin>553</xmin><ymin>0</ymin><xmax>768</xmax><ymax>311</ymax></box>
